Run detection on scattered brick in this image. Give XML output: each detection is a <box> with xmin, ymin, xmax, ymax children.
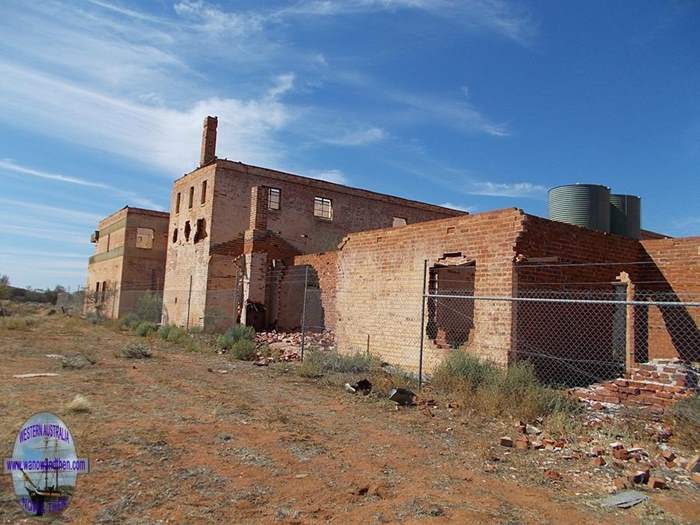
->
<box><xmin>612</xmin><ymin>448</ymin><xmax>630</xmax><ymax>461</ymax></box>
<box><xmin>591</xmin><ymin>456</ymin><xmax>606</xmax><ymax>467</ymax></box>
<box><xmin>500</xmin><ymin>436</ymin><xmax>513</xmax><ymax>448</ymax></box>
<box><xmin>515</xmin><ymin>436</ymin><xmax>530</xmax><ymax>450</ymax></box>
<box><xmin>544</xmin><ymin>470</ymin><xmax>562</xmax><ymax>481</ymax></box>
<box><xmin>647</xmin><ymin>477</ymin><xmax>668</xmax><ymax>489</ymax></box>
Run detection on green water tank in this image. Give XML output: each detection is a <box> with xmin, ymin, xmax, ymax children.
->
<box><xmin>548</xmin><ymin>184</ymin><xmax>611</xmax><ymax>233</ymax></box>
<box><xmin>609</xmin><ymin>194</ymin><xmax>641</xmax><ymax>239</ymax></box>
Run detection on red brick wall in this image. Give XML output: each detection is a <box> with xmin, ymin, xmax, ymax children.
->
<box><xmin>513</xmin><ymin>217</ymin><xmax>643</xmax><ymax>384</ymax></box>
<box><xmin>638</xmin><ymin>237</ymin><xmax>700</xmax><ymax>361</ymax></box>
<box><xmin>333</xmin><ymin>209</ymin><xmax>524</xmax><ymax>371</ymax></box>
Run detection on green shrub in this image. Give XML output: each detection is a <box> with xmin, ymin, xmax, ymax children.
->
<box><xmin>134</xmin><ymin>292</ymin><xmax>162</xmax><ymax>323</ymax></box>
<box><xmin>229</xmin><ymin>339</ymin><xmax>257</xmax><ymax>361</ymax></box>
<box><xmin>120</xmin><ymin>312</ymin><xmax>141</xmax><ymax>329</ymax></box>
<box><xmin>166</xmin><ymin>326</ymin><xmax>187</xmax><ymax>343</ymax></box>
<box><xmin>216</xmin><ymin>324</ymin><xmax>255</xmax><ymax>350</ymax></box>
<box><xmin>134</xmin><ymin>321</ymin><xmax>157</xmax><ymax>337</ymax></box>
<box><xmin>0</xmin><ymin>316</ymin><xmax>38</xmax><ymax>331</ymax></box>
<box><xmin>298</xmin><ymin>349</ymin><xmax>376</xmax><ymax>378</ymax></box>
<box><xmin>430</xmin><ymin>351</ymin><xmax>578</xmax><ymax>420</ymax></box>
<box><xmin>431</xmin><ymin>351</ymin><xmax>499</xmax><ymax>392</ymax></box>
<box><xmin>116</xmin><ymin>342</ymin><xmax>152</xmax><ymax>359</ymax></box>
<box><xmin>158</xmin><ymin>324</ymin><xmax>172</xmax><ymax>340</ymax></box>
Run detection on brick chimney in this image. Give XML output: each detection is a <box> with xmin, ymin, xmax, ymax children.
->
<box><xmin>200</xmin><ymin>116</ymin><xmax>218</xmax><ymax>167</ymax></box>
<box><xmin>249</xmin><ymin>186</ymin><xmax>269</xmax><ymax>231</ymax></box>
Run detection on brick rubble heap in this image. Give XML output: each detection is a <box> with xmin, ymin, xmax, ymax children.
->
<box><xmin>573</xmin><ymin>359</ymin><xmax>699</xmax><ymax>413</ymax></box>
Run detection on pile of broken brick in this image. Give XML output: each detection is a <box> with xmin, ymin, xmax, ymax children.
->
<box><xmin>252</xmin><ymin>329</ymin><xmax>336</xmax><ymax>366</ymax></box>
<box><xmin>499</xmin><ymin>420</ymin><xmax>700</xmax><ymax>491</ymax></box>
<box><xmin>572</xmin><ymin>359</ymin><xmax>698</xmax><ymax>414</ymax></box>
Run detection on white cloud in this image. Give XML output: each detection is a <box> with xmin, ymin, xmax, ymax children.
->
<box><xmin>0</xmin><ymin>159</ymin><xmax>110</xmax><ymax>189</ymax></box>
<box><xmin>276</xmin><ymin>0</ymin><xmax>535</xmax><ymax>44</ymax></box>
<box><xmin>439</xmin><ymin>202</ymin><xmax>475</xmax><ymax>213</ymax></box>
<box><xmin>174</xmin><ymin>0</ymin><xmax>266</xmax><ymax>36</ymax></box>
<box><xmin>305</xmin><ymin>169</ymin><xmax>349</xmax><ymax>185</ymax></box>
<box><xmin>0</xmin><ymin>62</ymin><xmax>294</xmax><ymax>174</ymax></box>
<box><xmin>324</xmin><ymin>127</ymin><xmax>386</xmax><ymax>146</ymax></box>
<box><xmin>0</xmin><ymin>158</ymin><xmax>163</xmax><ymax>210</ymax></box>
<box><xmin>465</xmin><ymin>181</ymin><xmax>546</xmax><ymax>198</ymax></box>
<box><xmin>0</xmin><ymin>198</ymin><xmax>103</xmax><ymax>224</ymax></box>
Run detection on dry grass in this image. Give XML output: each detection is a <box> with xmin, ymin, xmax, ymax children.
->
<box><xmin>66</xmin><ymin>394</ymin><xmax>92</xmax><ymax>413</ymax></box>
<box><xmin>668</xmin><ymin>394</ymin><xmax>700</xmax><ymax>449</ymax></box>
<box><xmin>298</xmin><ymin>349</ymin><xmax>417</xmax><ymax>398</ymax></box>
<box><xmin>430</xmin><ymin>351</ymin><xmax>579</xmax><ymax>421</ymax></box>
<box><xmin>0</xmin><ymin>316</ymin><xmax>39</xmax><ymax>331</ymax></box>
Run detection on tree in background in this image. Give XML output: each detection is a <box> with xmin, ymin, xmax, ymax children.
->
<box><xmin>0</xmin><ymin>275</ymin><xmax>9</xmax><ymax>300</ymax></box>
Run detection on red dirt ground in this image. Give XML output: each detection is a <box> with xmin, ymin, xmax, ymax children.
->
<box><xmin>1</xmin><ymin>314</ymin><xmax>698</xmax><ymax>524</ymax></box>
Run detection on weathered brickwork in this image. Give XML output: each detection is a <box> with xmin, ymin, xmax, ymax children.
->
<box><xmin>161</xmin><ymin>120</ymin><xmax>461</xmax><ymax>329</ymax></box>
<box><xmin>85</xmin><ymin>207</ymin><xmax>169</xmax><ymax>318</ymax></box>
<box><xmin>272</xmin><ymin>251</ymin><xmax>339</xmax><ymax>331</ymax></box>
<box><xmin>334</xmin><ymin>209</ymin><xmax>524</xmax><ymax>371</ymax></box>
<box><xmin>638</xmin><ymin>237</ymin><xmax>700</xmax><ymax>361</ymax></box>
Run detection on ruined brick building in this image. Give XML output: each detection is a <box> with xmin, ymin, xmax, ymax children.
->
<box><xmin>86</xmin><ymin>116</ymin><xmax>699</xmax><ymax>382</ymax></box>
<box><xmin>85</xmin><ymin>206</ymin><xmax>169</xmax><ymax>318</ymax></box>
<box><xmin>159</xmin><ymin>116</ymin><xmax>462</xmax><ymax>330</ymax></box>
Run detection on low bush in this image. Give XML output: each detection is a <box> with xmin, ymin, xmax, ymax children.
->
<box><xmin>430</xmin><ymin>351</ymin><xmax>578</xmax><ymax>420</ymax></box>
<box><xmin>216</xmin><ymin>324</ymin><xmax>255</xmax><ymax>350</ymax></box>
<box><xmin>298</xmin><ymin>349</ymin><xmax>377</xmax><ymax>378</ymax></box>
<box><xmin>229</xmin><ymin>339</ymin><xmax>257</xmax><ymax>361</ymax></box>
<box><xmin>156</xmin><ymin>323</ymin><xmax>187</xmax><ymax>343</ymax></box>
<box><xmin>0</xmin><ymin>316</ymin><xmax>38</xmax><ymax>331</ymax></box>
<box><xmin>120</xmin><ymin>313</ymin><xmax>141</xmax><ymax>329</ymax></box>
<box><xmin>117</xmin><ymin>342</ymin><xmax>152</xmax><ymax>359</ymax></box>
<box><xmin>65</xmin><ymin>394</ymin><xmax>92</xmax><ymax>414</ymax></box>
<box><xmin>134</xmin><ymin>321</ymin><xmax>157</xmax><ymax>337</ymax></box>
<box><xmin>669</xmin><ymin>394</ymin><xmax>700</xmax><ymax>449</ymax></box>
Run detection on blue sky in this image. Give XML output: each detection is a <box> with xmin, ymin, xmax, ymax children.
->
<box><xmin>1</xmin><ymin>0</ymin><xmax>698</xmax><ymax>289</ymax></box>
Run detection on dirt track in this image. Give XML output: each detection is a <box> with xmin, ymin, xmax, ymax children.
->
<box><xmin>1</xmin><ymin>315</ymin><xmax>698</xmax><ymax>524</ymax></box>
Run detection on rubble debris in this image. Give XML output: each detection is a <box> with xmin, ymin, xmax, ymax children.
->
<box><xmin>345</xmin><ymin>379</ymin><xmax>372</xmax><ymax>395</ymax></box>
<box><xmin>500</xmin><ymin>436</ymin><xmax>513</xmax><ymax>448</ymax></box>
<box><xmin>591</xmin><ymin>456</ymin><xmax>606</xmax><ymax>467</ymax></box>
<box><xmin>686</xmin><ymin>454</ymin><xmax>699</xmax><ymax>473</ymax></box>
<box><xmin>601</xmin><ymin>490</ymin><xmax>648</xmax><ymax>509</ymax></box>
<box><xmin>573</xmin><ymin>359</ymin><xmax>699</xmax><ymax>413</ymax></box>
<box><xmin>647</xmin><ymin>477</ymin><xmax>668</xmax><ymax>489</ymax></box>
<box><xmin>388</xmin><ymin>388</ymin><xmax>415</xmax><ymax>406</ymax></box>
<box><xmin>255</xmin><ymin>329</ymin><xmax>335</xmax><ymax>353</ymax></box>
<box><xmin>515</xmin><ymin>436</ymin><xmax>530</xmax><ymax>450</ymax></box>
<box><xmin>628</xmin><ymin>469</ymin><xmax>650</xmax><ymax>485</ymax></box>
<box><xmin>543</xmin><ymin>470</ymin><xmax>562</xmax><ymax>481</ymax></box>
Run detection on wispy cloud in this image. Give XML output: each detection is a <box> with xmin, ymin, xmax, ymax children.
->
<box><xmin>0</xmin><ymin>158</ymin><xmax>163</xmax><ymax>210</ymax></box>
<box><xmin>324</xmin><ymin>127</ymin><xmax>386</xmax><ymax>146</ymax></box>
<box><xmin>439</xmin><ymin>202</ymin><xmax>475</xmax><ymax>213</ymax></box>
<box><xmin>305</xmin><ymin>169</ymin><xmax>349</xmax><ymax>185</ymax></box>
<box><xmin>276</xmin><ymin>0</ymin><xmax>535</xmax><ymax>45</ymax></box>
<box><xmin>0</xmin><ymin>62</ymin><xmax>295</xmax><ymax>174</ymax></box>
<box><xmin>465</xmin><ymin>181</ymin><xmax>546</xmax><ymax>198</ymax></box>
<box><xmin>0</xmin><ymin>159</ymin><xmax>110</xmax><ymax>189</ymax></box>
<box><xmin>0</xmin><ymin>198</ymin><xmax>102</xmax><ymax>224</ymax></box>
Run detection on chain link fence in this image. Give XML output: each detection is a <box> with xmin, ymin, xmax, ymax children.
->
<box><xmin>81</xmin><ymin>260</ymin><xmax>699</xmax><ymax>389</ymax></box>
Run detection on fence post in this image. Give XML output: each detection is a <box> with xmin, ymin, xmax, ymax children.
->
<box><xmin>625</xmin><ymin>281</ymin><xmax>636</xmax><ymax>373</ymax></box>
<box><xmin>418</xmin><ymin>259</ymin><xmax>428</xmax><ymax>390</ymax></box>
<box><xmin>186</xmin><ymin>275</ymin><xmax>193</xmax><ymax>329</ymax></box>
<box><xmin>300</xmin><ymin>266</ymin><xmax>309</xmax><ymax>361</ymax></box>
